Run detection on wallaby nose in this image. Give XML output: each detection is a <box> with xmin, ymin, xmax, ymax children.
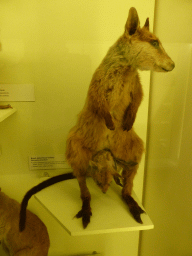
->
<box><xmin>170</xmin><ymin>62</ymin><xmax>175</xmax><ymax>70</ymax></box>
<box><xmin>168</xmin><ymin>59</ymin><xmax>175</xmax><ymax>71</ymax></box>
<box><xmin>164</xmin><ymin>61</ymin><xmax>175</xmax><ymax>72</ymax></box>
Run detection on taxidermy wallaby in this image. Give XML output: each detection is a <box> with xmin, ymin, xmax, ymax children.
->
<box><xmin>0</xmin><ymin>189</ymin><xmax>50</xmax><ymax>256</ymax></box>
<box><xmin>20</xmin><ymin>7</ymin><xmax>175</xmax><ymax>231</ymax></box>
<box><xmin>65</xmin><ymin>7</ymin><xmax>175</xmax><ymax>228</ymax></box>
<box><xmin>19</xmin><ymin>149</ymin><xmax>130</xmax><ymax>231</ymax></box>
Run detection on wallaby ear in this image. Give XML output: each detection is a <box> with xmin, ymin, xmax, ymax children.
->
<box><xmin>125</xmin><ymin>7</ymin><xmax>140</xmax><ymax>36</ymax></box>
<box><xmin>144</xmin><ymin>17</ymin><xmax>149</xmax><ymax>30</ymax></box>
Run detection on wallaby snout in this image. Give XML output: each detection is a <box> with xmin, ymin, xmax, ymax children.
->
<box><xmin>160</xmin><ymin>58</ymin><xmax>175</xmax><ymax>72</ymax></box>
<box><xmin>156</xmin><ymin>48</ymin><xmax>175</xmax><ymax>72</ymax></box>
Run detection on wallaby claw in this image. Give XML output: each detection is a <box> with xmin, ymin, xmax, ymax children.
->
<box><xmin>122</xmin><ymin>122</ymin><xmax>133</xmax><ymax>131</ymax></box>
<box><xmin>75</xmin><ymin>209</ymin><xmax>92</xmax><ymax>228</ymax></box>
<box><xmin>123</xmin><ymin>194</ymin><xmax>145</xmax><ymax>224</ymax></box>
<box><xmin>106</xmin><ymin>120</ymin><xmax>115</xmax><ymax>130</ymax></box>
<box><xmin>104</xmin><ymin>113</ymin><xmax>115</xmax><ymax>130</ymax></box>
<box><xmin>75</xmin><ymin>197</ymin><xmax>92</xmax><ymax>228</ymax></box>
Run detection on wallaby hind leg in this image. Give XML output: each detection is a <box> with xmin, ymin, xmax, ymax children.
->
<box><xmin>66</xmin><ymin>134</ymin><xmax>93</xmax><ymax>228</ymax></box>
<box><xmin>110</xmin><ymin>129</ymin><xmax>145</xmax><ymax>223</ymax></box>
<box><xmin>75</xmin><ymin>175</ymin><xmax>92</xmax><ymax>228</ymax></box>
<box><xmin>122</xmin><ymin>165</ymin><xmax>145</xmax><ymax>224</ymax></box>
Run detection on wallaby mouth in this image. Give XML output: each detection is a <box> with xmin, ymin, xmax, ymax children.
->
<box><xmin>161</xmin><ymin>67</ymin><xmax>170</xmax><ymax>72</ymax></box>
<box><xmin>161</xmin><ymin>62</ymin><xmax>175</xmax><ymax>72</ymax></box>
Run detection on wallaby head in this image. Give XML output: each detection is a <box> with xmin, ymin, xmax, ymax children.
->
<box><xmin>118</xmin><ymin>7</ymin><xmax>175</xmax><ymax>72</ymax></box>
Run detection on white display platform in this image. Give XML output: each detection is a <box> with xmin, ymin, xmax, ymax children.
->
<box><xmin>0</xmin><ymin>108</ymin><xmax>16</xmax><ymax>122</ymax></box>
<box><xmin>35</xmin><ymin>178</ymin><xmax>154</xmax><ymax>236</ymax></box>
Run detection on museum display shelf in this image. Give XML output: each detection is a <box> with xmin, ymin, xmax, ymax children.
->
<box><xmin>0</xmin><ymin>108</ymin><xmax>16</xmax><ymax>122</ymax></box>
<box><xmin>0</xmin><ymin>172</ymin><xmax>153</xmax><ymax>237</ymax></box>
<box><xmin>35</xmin><ymin>177</ymin><xmax>154</xmax><ymax>236</ymax></box>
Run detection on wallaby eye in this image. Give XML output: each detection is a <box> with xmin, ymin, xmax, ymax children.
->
<box><xmin>150</xmin><ymin>40</ymin><xmax>159</xmax><ymax>48</ymax></box>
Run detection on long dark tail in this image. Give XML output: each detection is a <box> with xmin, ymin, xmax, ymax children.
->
<box><xmin>19</xmin><ymin>172</ymin><xmax>75</xmax><ymax>232</ymax></box>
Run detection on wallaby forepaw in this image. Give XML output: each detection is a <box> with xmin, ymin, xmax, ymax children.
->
<box><xmin>122</xmin><ymin>121</ymin><xmax>133</xmax><ymax>131</ymax></box>
<box><xmin>104</xmin><ymin>113</ymin><xmax>115</xmax><ymax>130</ymax></box>
<box><xmin>106</xmin><ymin>120</ymin><xmax>115</xmax><ymax>130</ymax></box>
<box><xmin>123</xmin><ymin>194</ymin><xmax>145</xmax><ymax>224</ymax></box>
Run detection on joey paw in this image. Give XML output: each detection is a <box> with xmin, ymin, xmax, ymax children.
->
<box><xmin>113</xmin><ymin>175</ymin><xmax>123</xmax><ymax>187</ymax></box>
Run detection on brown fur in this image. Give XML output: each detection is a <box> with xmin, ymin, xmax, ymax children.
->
<box><xmin>0</xmin><ymin>190</ymin><xmax>50</xmax><ymax>256</ymax></box>
<box><xmin>66</xmin><ymin>7</ymin><xmax>175</xmax><ymax>227</ymax></box>
<box><xmin>88</xmin><ymin>149</ymin><xmax>120</xmax><ymax>193</ymax></box>
<box><xmin>88</xmin><ymin>148</ymin><xmax>137</xmax><ymax>193</ymax></box>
